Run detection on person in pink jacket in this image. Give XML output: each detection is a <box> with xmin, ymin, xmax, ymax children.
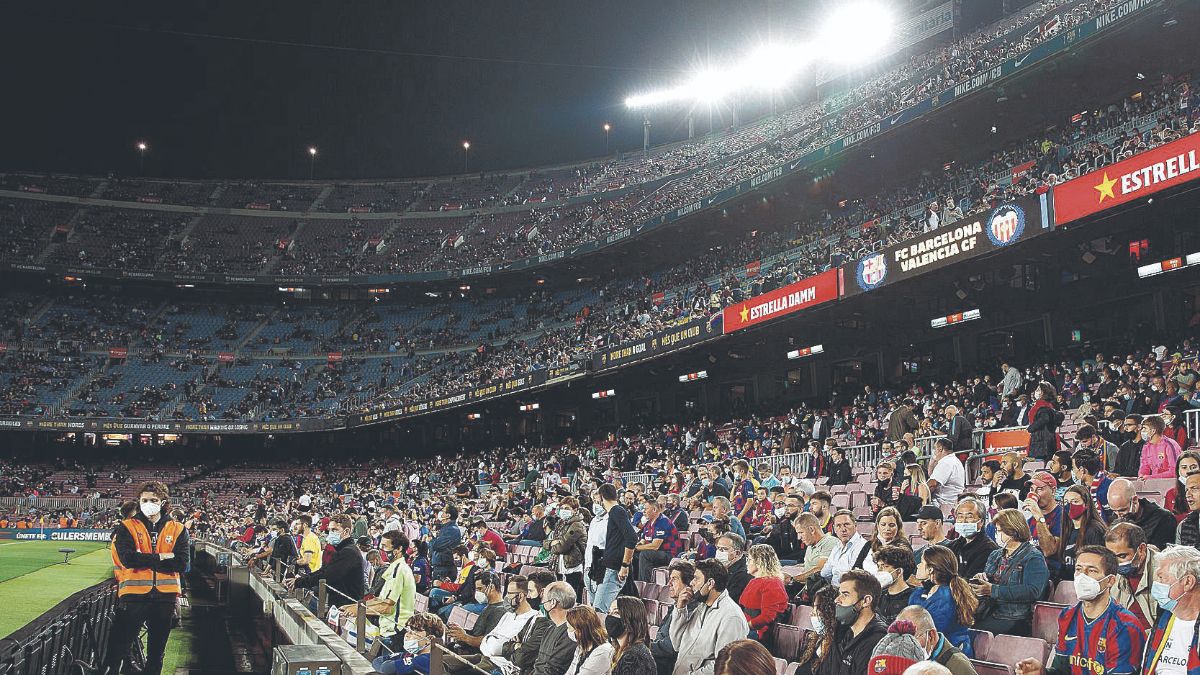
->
<box><xmin>1138</xmin><ymin>416</ymin><xmax>1183</xmax><ymax>479</ymax></box>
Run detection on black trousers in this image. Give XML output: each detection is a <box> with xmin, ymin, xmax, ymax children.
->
<box><xmin>104</xmin><ymin>600</ymin><xmax>176</xmax><ymax>675</ymax></box>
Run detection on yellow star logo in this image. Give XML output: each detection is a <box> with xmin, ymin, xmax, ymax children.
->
<box><xmin>1094</xmin><ymin>172</ymin><xmax>1118</xmax><ymax>203</ymax></box>
<box><xmin>738</xmin><ymin>305</ymin><xmax>750</xmax><ymax>323</ymax></box>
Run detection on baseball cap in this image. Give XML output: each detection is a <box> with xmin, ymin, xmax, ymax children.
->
<box><xmin>916</xmin><ymin>505</ymin><xmax>943</xmax><ymax>522</ymax></box>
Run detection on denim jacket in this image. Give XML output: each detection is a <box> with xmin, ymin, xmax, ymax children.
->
<box><xmin>983</xmin><ymin>541</ymin><xmax>1049</xmax><ymax>621</ymax></box>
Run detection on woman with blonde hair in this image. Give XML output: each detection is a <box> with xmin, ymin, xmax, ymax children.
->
<box><xmin>898</xmin><ymin>463</ymin><xmax>931</xmax><ymax>519</ymax></box>
<box><xmin>737</xmin><ymin>544</ymin><xmax>789</xmax><ymax>639</ymax></box>
<box><xmin>565</xmin><ymin>605</ymin><xmax>613</xmax><ymax>675</ymax></box>
<box><xmin>909</xmin><ymin>544</ymin><xmax>976</xmax><ymax>657</ymax></box>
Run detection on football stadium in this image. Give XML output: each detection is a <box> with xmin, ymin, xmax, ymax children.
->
<box><xmin>3</xmin><ymin>1</ymin><xmax>1200</xmax><ymax>675</ymax></box>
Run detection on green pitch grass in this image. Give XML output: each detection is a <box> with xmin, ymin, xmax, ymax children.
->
<box><xmin>0</xmin><ymin>540</ymin><xmax>113</xmax><ymax>637</ymax></box>
<box><xmin>0</xmin><ymin>540</ymin><xmax>202</xmax><ymax>670</ymax></box>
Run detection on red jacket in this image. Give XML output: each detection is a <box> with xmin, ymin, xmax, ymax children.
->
<box><xmin>739</xmin><ymin>576</ymin><xmax>789</xmax><ymax>637</ymax></box>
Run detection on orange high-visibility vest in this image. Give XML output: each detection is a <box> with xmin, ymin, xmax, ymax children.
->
<box><xmin>111</xmin><ymin>518</ymin><xmax>185</xmax><ymax>597</ymax></box>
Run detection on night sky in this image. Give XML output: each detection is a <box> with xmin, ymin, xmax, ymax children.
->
<box><xmin>2</xmin><ymin>1</ymin><xmax>1006</xmax><ymax>180</ymax></box>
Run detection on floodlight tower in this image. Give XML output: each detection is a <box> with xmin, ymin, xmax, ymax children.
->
<box><xmin>642</xmin><ymin>116</ymin><xmax>651</xmax><ymax>157</ymax></box>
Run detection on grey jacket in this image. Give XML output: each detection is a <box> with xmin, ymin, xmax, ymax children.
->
<box><xmin>548</xmin><ymin>513</ymin><xmax>588</xmax><ymax>571</ymax></box>
<box><xmin>669</xmin><ymin>591</ymin><xmax>750</xmax><ymax>675</ymax></box>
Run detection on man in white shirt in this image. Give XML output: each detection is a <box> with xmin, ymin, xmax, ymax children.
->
<box><xmin>821</xmin><ymin>510</ymin><xmax>867</xmax><ymax>585</ymax></box>
<box><xmin>583</xmin><ymin>489</ymin><xmax>608</xmax><ymax>602</ymax></box>
<box><xmin>382</xmin><ymin>505</ymin><xmax>402</xmax><ymax>533</ymax></box>
<box><xmin>927</xmin><ymin>438</ymin><xmax>965</xmax><ymax>507</ymax></box>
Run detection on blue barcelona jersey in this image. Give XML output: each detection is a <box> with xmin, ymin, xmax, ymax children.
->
<box><xmin>1054</xmin><ymin>600</ymin><xmax>1144</xmax><ymax>675</ymax></box>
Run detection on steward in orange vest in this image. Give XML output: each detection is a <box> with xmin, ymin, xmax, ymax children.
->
<box><xmin>110</xmin><ymin>515</ymin><xmax>188</xmax><ymax>598</ymax></box>
<box><xmin>103</xmin><ymin>482</ymin><xmax>190</xmax><ymax>675</ymax></box>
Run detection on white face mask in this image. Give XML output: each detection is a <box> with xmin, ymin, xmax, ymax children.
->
<box><xmin>715</xmin><ymin>551</ymin><xmax>731</xmax><ymax>565</ymax></box>
<box><xmin>1073</xmin><ymin>573</ymin><xmax>1110</xmax><ymax>602</ymax></box>
<box><xmin>810</xmin><ymin>615</ymin><xmax>824</xmax><ymax>634</ymax></box>
<box><xmin>875</xmin><ymin>571</ymin><xmax>894</xmax><ymax>588</ymax></box>
<box><xmin>468</xmin><ymin>551</ymin><xmax>478</xmax><ymax>562</ymax></box>
<box><xmin>403</xmin><ymin>636</ymin><xmax>422</xmax><ymax>653</ymax></box>
<box><xmin>995</xmin><ymin>531</ymin><xmax>1008</xmax><ymax>549</ymax></box>
<box><xmin>474</xmin><ymin>590</ymin><xmax>489</xmax><ymax>604</ymax></box>
<box><xmin>140</xmin><ymin>501</ymin><xmax>161</xmax><ymax>518</ymax></box>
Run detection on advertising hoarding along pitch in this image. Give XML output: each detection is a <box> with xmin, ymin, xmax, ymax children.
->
<box><xmin>1052</xmin><ymin>132</ymin><xmax>1200</xmax><ymax>225</ymax></box>
<box><xmin>722</xmin><ymin>269</ymin><xmax>839</xmax><ymax>334</ymax></box>
<box><xmin>843</xmin><ymin>195</ymin><xmax>1050</xmax><ymax>296</ymax></box>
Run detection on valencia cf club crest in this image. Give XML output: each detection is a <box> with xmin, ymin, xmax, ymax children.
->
<box><xmin>857</xmin><ymin>253</ymin><xmax>887</xmax><ymax>291</ymax></box>
<box><xmin>985</xmin><ymin>203</ymin><xmax>1025</xmax><ymax>247</ymax></box>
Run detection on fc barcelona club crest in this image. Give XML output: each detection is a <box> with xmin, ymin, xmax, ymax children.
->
<box><xmin>856</xmin><ymin>253</ymin><xmax>888</xmax><ymax>291</ymax></box>
<box><xmin>985</xmin><ymin>203</ymin><xmax>1025</xmax><ymax>247</ymax></box>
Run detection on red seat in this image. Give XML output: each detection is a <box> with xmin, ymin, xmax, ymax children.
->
<box><xmin>991</xmin><ymin>634</ymin><xmax>1050</xmax><ymax>665</ymax></box>
<box><xmin>1051</xmin><ymin>580</ymin><xmax>1078</xmax><ymax>605</ymax></box>
<box><xmin>791</xmin><ymin>604</ymin><xmax>812</xmax><ymax>630</ymax></box>
<box><xmin>1032</xmin><ymin>602</ymin><xmax>1068</xmax><ymax>646</ymax></box>
<box><xmin>969</xmin><ymin>629</ymin><xmax>995</xmax><ymax>661</ymax></box>
<box><xmin>770</xmin><ymin>624</ymin><xmax>804</xmax><ymax>661</ymax></box>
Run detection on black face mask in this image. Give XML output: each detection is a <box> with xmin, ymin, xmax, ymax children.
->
<box><xmin>604</xmin><ymin>614</ymin><xmax>626</xmax><ymax>640</ymax></box>
<box><xmin>527</xmin><ymin>596</ymin><xmax>542</xmax><ymax>611</ymax></box>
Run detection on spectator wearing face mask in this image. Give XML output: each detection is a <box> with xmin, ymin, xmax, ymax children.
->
<box><xmin>669</xmin><ymin>559</ymin><xmax>750</xmax><ymax>675</ymax></box>
<box><xmin>1177</xmin><ymin>472</ymin><xmax>1200</xmax><ymax>548</ymax></box>
<box><xmin>290</xmin><ymin>514</ymin><xmax>364</xmax><ymax>603</ymax></box>
<box><xmin>370</xmin><ymin>612</ymin><xmax>444</xmax><ymax>675</ymax></box>
<box><xmin>908</xmin><ymin>545</ymin><xmax>975</xmax><ymax>658</ymax></box>
<box><xmin>1026</xmin><ymin>382</ymin><xmax>1065</xmax><ymax>461</ymax></box>
<box><xmin>445</xmin><ymin>571</ymin><xmax>509</xmax><ymax>657</ymax></box>
<box><xmin>945</xmin><ymin>497</ymin><xmax>997</xmax><ymax>580</ymax></box>
<box><xmin>430</xmin><ymin>505</ymin><xmax>463</xmax><ymax>581</ymax></box>
<box><xmin>1107</xmin><ymin>478</ymin><xmax>1178</xmax><ymax>550</ymax></box>
<box><xmin>1138</xmin><ymin>544</ymin><xmax>1200</xmax><ymax>675</ymax></box>
<box><xmin>1016</xmin><ymin>546</ymin><xmax>1145</xmax><ymax>675</ymax></box>
<box><xmin>1139</xmin><ymin>416</ymin><xmax>1184</xmax><ymax>479</ymax></box>
<box><xmin>546</xmin><ymin>496</ymin><xmax>588</xmax><ymax>600</ymax></box>
<box><xmin>444</xmin><ymin>575</ymin><xmax>539</xmax><ymax>674</ymax></box>
<box><xmin>873</xmin><ymin>546</ymin><xmax>917</xmax><ymax>627</ymax></box>
<box><xmin>816</xmin><ymin>569</ymin><xmax>887</xmax><ymax>675</ymax></box>
<box><xmin>1059</xmin><ymin>486</ymin><xmax>1107</xmax><ymax>581</ymax></box>
<box><xmin>1104</xmin><ymin>522</ymin><xmax>1161</xmax><ymax>631</ymax></box>
<box><xmin>969</xmin><ymin>509</ymin><xmax>1049</xmax><ymax>637</ymax></box>
<box><xmin>894</xmin><ymin>607</ymin><xmax>977</xmax><ymax>675</ymax></box>
<box><xmin>1112</xmin><ymin>414</ymin><xmax>1146</xmax><ymax>478</ymax></box>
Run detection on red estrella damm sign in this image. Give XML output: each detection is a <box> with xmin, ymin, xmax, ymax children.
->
<box><xmin>1053</xmin><ymin>133</ymin><xmax>1200</xmax><ymax>225</ymax></box>
<box><xmin>722</xmin><ymin>269</ymin><xmax>838</xmax><ymax>334</ymax></box>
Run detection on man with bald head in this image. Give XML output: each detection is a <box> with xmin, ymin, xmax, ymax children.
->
<box><xmin>895</xmin><ymin>606</ymin><xmax>977</xmax><ymax>675</ymax></box>
<box><xmin>1106</xmin><ymin>478</ymin><xmax>1177</xmax><ymax>550</ymax></box>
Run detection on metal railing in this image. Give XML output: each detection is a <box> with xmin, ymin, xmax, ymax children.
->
<box><xmin>0</xmin><ymin>496</ymin><xmax>121</xmax><ymax>513</ymax></box>
<box><xmin>0</xmin><ymin>580</ymin><xmax>118</xmax><ymax>675</ymax></box>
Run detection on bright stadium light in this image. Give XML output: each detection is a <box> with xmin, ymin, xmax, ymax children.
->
<box><xmin>742</xmin><ymin>44</ymin><xmax>810</xmax><ymax>91</ymax></box>
<box><xmin>625</xmin><ymin>87</ymin><xmax>689</xmax><ymax>110</ymax></box>
<box><xmin>816</xmin><ymin>2</ymin><xmax>895</xmax><ymax>64</ymax></box>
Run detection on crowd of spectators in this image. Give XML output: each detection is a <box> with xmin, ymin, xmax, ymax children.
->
<box><xmin>8</xmin><ymin>333</ymin><xmax>1200</xmax><ymax>674</ymax></box>
<box><xmin>1</xmin><ymin>0</ymin><xmax>1183</xmax><ymax>281</ymax></box>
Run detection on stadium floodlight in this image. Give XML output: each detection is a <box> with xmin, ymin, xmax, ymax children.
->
<box><xmin>684</xmin><ymin>68</ymin><xmax>740</xmax><ymax>105</ymax></box>
<box><xmin>815</xmin><ymin>2</ymin><xmax>895</xmax><ymax>65</ymax></box>
<box><xmin>741</xmin><ymin>44</ymin><xmax>810</xmax><ymax>91</ymax></box>
<box><xmin>625</xmin><ymin>86</ymin><xmax>689</xmax><ymax>110</ymax></box>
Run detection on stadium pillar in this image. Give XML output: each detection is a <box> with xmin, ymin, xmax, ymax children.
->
<box><xmin>643</xmin><ymin>116</ymin><xmax>651</xmax><ymax>156</ymax></box>
<box><xmin>952</xmin><ymin>335</ymin><xmax>963</xmax><ymax>371</ymax></box>
<box><xmin>688</xmin><ymin>115</ymin><xmax>695</xmax><ymax>140</ymax></box>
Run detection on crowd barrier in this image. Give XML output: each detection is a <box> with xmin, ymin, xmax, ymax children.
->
<box><xmin>0</xmin><ymin>497</ymin><xmax>121</xmax><ymax>513</ymax></box>
<box><xmin>0</xmin><ymin>580</ymin><xmax>118</xmax><ymax>675</ymax></box>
